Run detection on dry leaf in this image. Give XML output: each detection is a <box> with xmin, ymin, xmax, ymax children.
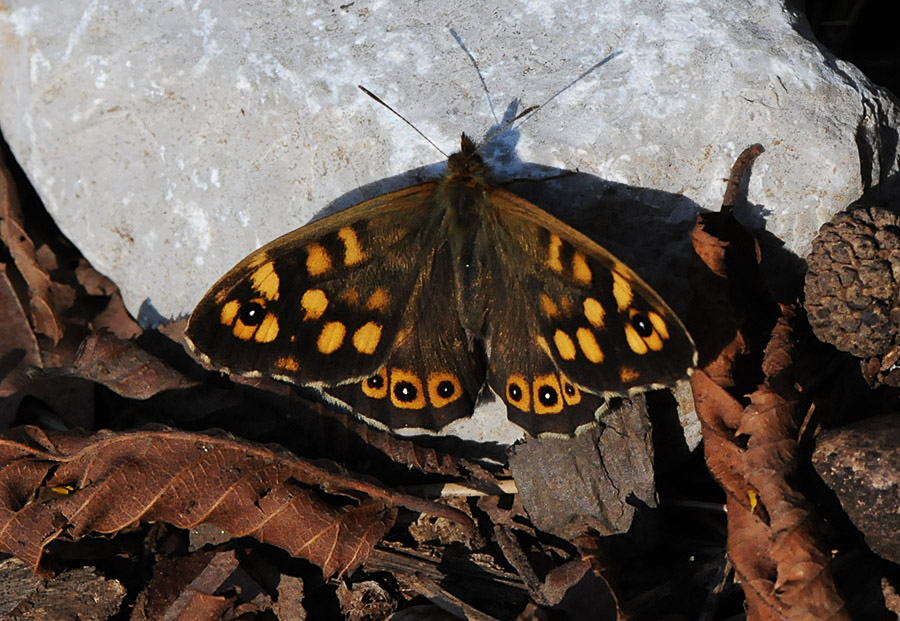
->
<box><xmin>688</xmin><ymin>146</ymin><xmax>849</xmax><ymax>619</ymax></box>
<box><xmin>70</xmin><ymin>330</ymin><xmax>198</xmax><ymax>398</ymax></box>
<box><xmin>0</xmin><ymin>166</ymin><xmax>63</xmax><ymax>344</ymax></box>
<box><xmin>0</xmin><ymin>426</ymin><xmax>472</xmax><ymax>578</ymax></box>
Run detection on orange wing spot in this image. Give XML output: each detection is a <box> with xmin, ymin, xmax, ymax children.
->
<box><xmin>560</xmin><ymin>374</ymin><xmax>582</xmax><ymax>406</ymax></box>
<box><xmin>352</xmin><ymin>321</ymin><xmax>382</xmax><ymax>355</ymax></box>
<box><xmin>533</xmin><ymin>374</ymin><xmax>564</xmax><ymax>415</ymax></box>
<box><xmin>559</xmin><ymin>296</ymin><xmax>574</xmax><ymax>314</ymax></box>
<box><xmin>300</xmin><ymin>289</ymin><xmax>329</xmax><ymax>321</ymax></box>
<box><xmin>366</xmin><ymin>288</ymin><xmax>390</xmax><ymax>312</ymax></box>
<box><xmin>624</xmin><ymin>324</ymin><xmax>649</xmax><ymax>355</ymax></box>
<box><xmin>576</xmin><ymin>327</ymin><xmax>604</xmax><ymax>363</ymax></box>
<box><xmin>648</xmin><ymin>310</ymin><xmax>670</xmax><ymax>340</ymax></box>
<box><xmin>539</xmin><ymin>294</ymin><xmax>559</xmax><ymax>319</ymax></box>
<box><xmin>275</xmin><ymin>356</ymin><xmax>300</xmax><ymax>372</ymax></box>
<box><xmin>250</xmin><ymin>261</ymin><xmax>280</xmax><ymax>301</ymax></box>
<box><xmin>254</xmin><ymin>313</ymin><xmax>280</xmax><ymax>343</ymax></box>
<box><xmin>316</xmin><ymin>321</ymin><xmax>346</xmax><ymax>354</ymax></box>
<box><xmin>361</xmin><ymin>366</ymin><xmax>388</xmax><ymax>399</ymax></box>
<box><xmin>547</xmin><ymin>234</ymin><xmax>563</xmax><ymax>272</ymax></box>
<box><xmin>620</xmin><ymin>367</ymin><xmax>641</xmax><ymax>383</ymax></box>
<box><xmin>338</xmin><ymin>226</ymin><xmax>366</xmax><ymax>266</ymax></box>
<box><xmin>646</xmin><ymin>332</ymin><xmax>664</xmax><ymax>351</ymax></box>
<box><xmin>306</xmin><ymin>243</ymin><xmax>332</xmax><ymax>276</ymax></box>
<box><xmin>248</xmin><ymin>252</ymin><xmax>269</xmax><ymax>268</ymax></box>
<box><xmin>506</xmin><ymin>374</ymin><xmax>531</xmax><ymax>412</ymax></box>
<box><xmin>220</xmin><ymin>299</ymin><xmax>240</xmax><ymax>325</ymax></box>
<box><xmin>427</xmin><ymin>371</ymin><xmax>463</xmax><ymax>408</ymax></box>
<box><xmin>572</xmin><ymin>251</ymin><xmax>591</xmax><ymax>286</ymax></box>
<box><xmin>213</xmin><ymin>288</ymin><xmax>228</xmax><ymax>304</ymax></box>
<box><xmin>612</xmin><ymin>271</ymin><xmax>634</xmax><ymax>312</ymax></box>
<box><xmin>232</xmin><ymin>319</ymin><xmax>256</xmax><ymax>341</ymax></box>
<box><xmin>389</xmin><ymin>368</ymin><xmax>427</xmax><ymax>409</ymax></box>
<box><xmin>554</xmin><ymin>329</ymin><xmax>577</xmax><ymax>360</ymax></box>
<box><xmin>583</xmin><ymin>297</ymin><xmax>605</xmax><ymax>329</ymax></box>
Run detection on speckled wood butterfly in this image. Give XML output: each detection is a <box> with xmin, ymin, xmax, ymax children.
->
<box><xmin>185</xmin><ymin>133</ymin><xmax>696</xmax><ymax>436</ymax></box>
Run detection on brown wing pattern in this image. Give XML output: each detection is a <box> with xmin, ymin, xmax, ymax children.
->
<box><xmin>480</xmin><ymin>188</ymin><xmax>696</xmax><ymax>434</ymax></box>
<box><xmin>187</xmin><ymin>182</ymin><xmax>485</xmax><ymax>431</ymax></box>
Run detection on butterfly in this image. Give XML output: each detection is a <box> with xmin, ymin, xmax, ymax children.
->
<box><xmin>185</xmin><ymin>133</ymin><xmax>696</xmax><ymax>437</ymax></box>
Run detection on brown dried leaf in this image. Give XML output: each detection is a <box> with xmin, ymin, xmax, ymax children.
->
<box><xmin>70</xmin><ymin>330</ymin><xmax>198</xmax><ymax>398</ymax></box>
<box><xmin>692</xmin><ymin>315</ymin><xmax>849</xmax><ymax>619</ymax></box>
<box><xmin>0</xmin><ymin>266</ymin><xmax>42</xmax><ymax>399</ymax></box>
<box><xmin>0</xmin><ymin>426</ymin><xmax>470</xmax><ymax>578</ymax></box>
<box><xmin>688</xmin><ymin>144</ymin><xmax>774</xmax><ymax>386</ymax></box>
<box><xmin>688</xmin><ymin>146</ymin><xmax>848</xmax><ymax>619</ymax></box>
<box><xmin>0</xmin><ymin>165</ymin><xmax>63</xmax><ymax>344</ymax></box>
<box><xmin>74</xmin><ymin>260</ymin><xmax>141</xmax><ymax>339</ymax></box>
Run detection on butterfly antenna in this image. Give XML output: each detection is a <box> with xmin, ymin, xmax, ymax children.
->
<box><xmin>477</xmin><ymin>50</ymin><xmax>621</xmax><ymax>150</ymax></box>
<box><xmin>515</xmin><ymin>50</ymin><xmax>623</xmax><ymax>129</ymax></box>
<box><xmin>358</xmin><ymin>85</ymin><xmax>448</xmax><ymax>158</ymax></box>
<box><xmin>450</xmin><ymin>28</ymin><xmax>498</xmax><ymax>124</ymax></box>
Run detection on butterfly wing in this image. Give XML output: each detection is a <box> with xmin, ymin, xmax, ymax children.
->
<box><xmin>325</xmin><ymin>241</ymin><xmax>486</xmax><ymax>431</ymax></box>
<box><xmin>479</xmin><ymin>187</ymin><xmax>697</xmax><ymax>435</ymax></box>
<box><xmin>186</xmin><ymin>183</ymin><xmax>484</xmax><ymax>431</ymax></box>
<box><xmin>188</xmin><ymin>131</ymin><xmax>695</xmax><ymax>438</ymax></box>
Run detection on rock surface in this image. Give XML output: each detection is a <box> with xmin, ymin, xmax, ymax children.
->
<box><xmin>813</xmin><ymin>416</ymin><xmax>900</xmax><ymax>565</ymax></box>
<box><xmin>1</xmin><ymin>0</ymin><xmax>898</xmax><ymax>324</ymax></box>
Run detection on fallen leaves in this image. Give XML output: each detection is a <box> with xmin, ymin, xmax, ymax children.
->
<box><xmin>689</xmin><ymin>146</ymin><xmax>848</xmax><ymax>619</ymax></box>
<box><xmin>0</xmin><ymin>425</ymin><xmax>423</xmax><ymax>578</ymax></box>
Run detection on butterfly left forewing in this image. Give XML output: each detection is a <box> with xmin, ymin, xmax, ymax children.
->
<box><xmin>186</xmin><ymin>183</ymin><xmax>441</xmax><ymax>386</ymax></box>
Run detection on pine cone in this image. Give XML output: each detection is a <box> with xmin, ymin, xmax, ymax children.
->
<box><xmin>804</xmin><ymin>205</ymin><xmax>900</xmax><ymax>368</ymax></box>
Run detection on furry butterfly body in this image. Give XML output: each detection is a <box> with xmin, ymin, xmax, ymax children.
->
<box><xmin>186</xmin><ymin>134</ymin><xmax>696</xmax><ymax>436</ymax></box>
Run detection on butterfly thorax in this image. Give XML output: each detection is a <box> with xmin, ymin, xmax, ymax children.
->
<box><xmin>438</xmin><ymin>134</ymin><xmax>495</xmax><ymax>226</ymax></box>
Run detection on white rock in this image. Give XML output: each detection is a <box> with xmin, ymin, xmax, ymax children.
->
<box><xmin>2</xmin><ymin>0</ymin><xmax>897</xmax><ymax>321</ymax></box>
<box><xmin>1</xmin><ymin>0</ymin><xmax>898</xmax><ymax>443</ymax></box>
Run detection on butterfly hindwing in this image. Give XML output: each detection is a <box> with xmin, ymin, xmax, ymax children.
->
<box><xmin>327</xmin><ymin>242</ymin><xmax>486</xmax><ymax>431</ymax></box>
